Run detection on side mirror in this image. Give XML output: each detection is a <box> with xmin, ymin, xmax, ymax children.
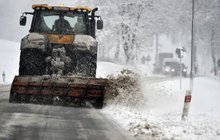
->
<box><xmin>97</xmin><ymin>20</ymin><xmax>103</xmax><ymax>30</ymax></box>
<box><xmin>20</xmin><ymin>15</ymin><xmax>27</xmax><ymax>26</ymax></box>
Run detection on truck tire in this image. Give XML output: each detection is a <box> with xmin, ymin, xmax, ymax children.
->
<box><xmin>19</xmin><ymin>49</ymin><xmax>46</xmax><ymax>75</ymax></box>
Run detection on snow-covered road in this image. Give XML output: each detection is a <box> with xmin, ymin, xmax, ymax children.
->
<box><xmin>0</xmin><ymin>85</ymin><xmax>135</xmax><ymax>140</ymax></box>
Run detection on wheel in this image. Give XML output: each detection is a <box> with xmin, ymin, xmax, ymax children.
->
<box><xmin>75</xmin><ymin>50</ymin><xmax>97</xmax><ymax>77</ymax></box>
<box><xmin>183</xmin><ymin>72</ymin><xmax>187</xmax><ymax>77</ymax></box>
<box><xmin>19</xmin><ymin>48</ymin><xmax>46</xmax><ymax>75</ymax></box>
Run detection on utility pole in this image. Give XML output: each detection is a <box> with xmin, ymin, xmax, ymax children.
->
<box><xmin>182</xmin><ymin>0</ymin><xmax>195</xmax><ymax>121</ymax></box>
<box><xmin>180</xmin><ymin>53</ymin><xmax>182</xmax><ymax>90</ymax></box>
<box><xmin>175</xmin><ymin>47</ymin><xmax>186</xmax><ymax>90</ymax></box>
<box><xmin>155</xmin><ymin>34</ymin><xmax>159</xmax><ymax>70</ymax></box>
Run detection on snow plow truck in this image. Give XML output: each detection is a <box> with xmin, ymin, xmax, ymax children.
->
<box><xmin>9</xmin><ymin>4</ymin><xmax>107</xmax><ymax>109</ymax></box>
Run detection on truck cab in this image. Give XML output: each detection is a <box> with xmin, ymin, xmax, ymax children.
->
<box><xmin>19</xmin><ymin>4</ymin><xmax>103</xmax><ymax>77</ymax></box>
<box><xmin>20</xmin><ymin>4</ymin><xmax>103</xmax><ymax>38</ymax></box>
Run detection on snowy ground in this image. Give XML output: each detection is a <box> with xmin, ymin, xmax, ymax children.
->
<box><xmin>0</xmin><ymin>39</ymin><xmax>19</xmax><ymax>84</ymax></box>
<box><xmin>1</xmin><ymin>39</ymin><xmax>220</xmax><ymax>140</ymax></box>
<box><xmin>98</xmin><ymin>62</ymin><xmax>220</xmax><ymax>140</ymax></box>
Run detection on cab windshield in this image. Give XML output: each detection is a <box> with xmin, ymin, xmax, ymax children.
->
<box><xmin>32</xmin><ymin>10</ymin><xmax>87</xmax><ymax>34</ymax></box>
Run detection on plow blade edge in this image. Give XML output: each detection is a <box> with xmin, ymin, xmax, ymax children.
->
<box><xmin>9</xmin><ymin>76</ymin><xmax>107</xmax><ymax>108</ymax></box>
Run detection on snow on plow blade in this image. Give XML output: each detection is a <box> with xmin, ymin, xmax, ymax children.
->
<box><xmin>9</xmin><ymin>76</ymin><xmax>107</xmax><ymax>109</ymax></box>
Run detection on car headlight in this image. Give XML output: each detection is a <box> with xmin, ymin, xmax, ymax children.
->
<box><xmin>171</xmin><ymin>69</ymin><xmax>175</xmax><ymax>72</ymax></box>
<box><xmin>165</xmin><ymin>68</ymin><xmax>170</xmax><ymax>72</ymax></box>
<box><xmin>183</xmin><ymin>69</ymin><xmax>187</xmax><ymax>72</ymax></box>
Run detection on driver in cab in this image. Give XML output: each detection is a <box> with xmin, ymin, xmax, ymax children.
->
<box><xmin>53</xmin><ymin>14</ymin><xmax>72</xmax><ymax>33</ymax></box>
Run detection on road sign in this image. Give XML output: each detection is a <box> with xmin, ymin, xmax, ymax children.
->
<box><xmin>175</xmin><ymin>47</ymin><xmax>186</xmax><ymax>59</ymax></box>
<box><xmin>175</xmin><ymin>48</ymin><xmax>182</xmax><ymax>58</ymax></box>
<box><xmin>176</xmin><ymin>47</ymin><xmax>187</xmax><ymax>90</ymax></box>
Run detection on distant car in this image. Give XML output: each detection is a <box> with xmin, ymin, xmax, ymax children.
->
<box><xmin>162</xmin><ymin>61</ymin><xmax>187</xmax><ymax>77</ymax></box>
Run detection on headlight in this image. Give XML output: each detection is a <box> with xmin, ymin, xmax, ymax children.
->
<box><xmin>171</xmin><ymin>69</ymin><xmax>175</xmax><ymax>72</ymax></box>
<box><xmin>183</xmin><ymin>69</ymin><xmax>187</xmax><ymax>72</ymax></box>
<box><xmin>165</xmin><ymin>68</ymin><xmax>170</xmax><ymax>72</ymax></box>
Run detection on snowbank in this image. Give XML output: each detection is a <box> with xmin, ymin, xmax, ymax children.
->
<box><xmin>99</xmin><ymin>62</ymin><xmax>220</xmax><ymax>140</ymax></box>
<box><xmin>96</xmin><ymin>61</ymin><xmax>154</xmax><ymax>78</ymax></box>
<box><xmin>104</xmin><ymin>69</ymin><xmax>144</xmax><ymax>108</ymax></box>
<box><xmin>0</xmin><ymin>39</ymin><xmax>20</xmax><ymax>84</ymax></box>
<box><xmin>96</xmin><ymin>61</ymin><xmax>132</xmax><ymax>78</ymax></box>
